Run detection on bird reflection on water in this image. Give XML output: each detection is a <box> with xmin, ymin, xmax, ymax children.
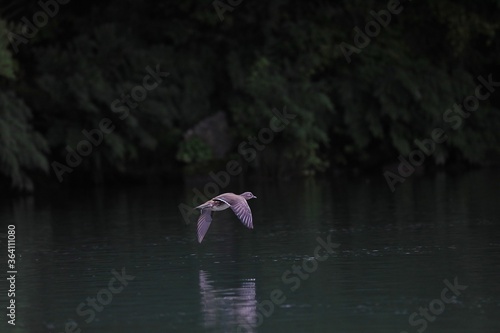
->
<box><xmin>199</xmin><ymin>270</ymin><xmax>257</xmax><ymax>331</ymax></box>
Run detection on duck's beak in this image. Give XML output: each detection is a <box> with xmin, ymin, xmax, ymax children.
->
<box><xmin>253</xmin><ymin>195</ymin><xmax>257</xmax><ymax>198</ymax></box>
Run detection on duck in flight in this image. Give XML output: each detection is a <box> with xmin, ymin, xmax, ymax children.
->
<box><xmin>195</xmin><ymin>192</ymin><xmax>257</xmax><ymax>243</ymax></box>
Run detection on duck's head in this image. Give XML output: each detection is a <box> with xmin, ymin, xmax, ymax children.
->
<box><xmin>240</xmin><ymin>192</ymin><xmax>257</xmax><ymax>200</ymax></box>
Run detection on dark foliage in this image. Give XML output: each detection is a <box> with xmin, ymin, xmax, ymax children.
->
<box><xmin>1</xmin><ymin>0</ymin><xmax>499</xmax><ymax>191</ymax></box>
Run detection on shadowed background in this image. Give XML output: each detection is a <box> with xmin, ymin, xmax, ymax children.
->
<box><xmin>0</xmin><ymin>0</ymin><xmax>500</xmax><ymax>192</ymax></box>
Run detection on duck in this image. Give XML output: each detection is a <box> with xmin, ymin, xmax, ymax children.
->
<box><xmin>195</xmin><ymin>192</ymin><xmax>257</xmax><ymax>243</ymax></box>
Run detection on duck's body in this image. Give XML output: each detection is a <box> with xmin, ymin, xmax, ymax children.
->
<box><xmin>196</xmin><ymin>199</ymin><xmax>230</xmax><ymax>212</ymax></box>
<box><xmin>195</xmin><ymin>192</ymin><xmax>257</xmax><ymax>243</ymax></box>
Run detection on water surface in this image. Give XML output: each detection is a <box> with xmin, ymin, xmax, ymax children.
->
<box><xmin>1</xmin><ymin>170</ymin><xmax>499</xmax><ymax>332</ymax></box>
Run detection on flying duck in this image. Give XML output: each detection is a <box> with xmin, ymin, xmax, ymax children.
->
<box><xmin>195</xmin><ymin>192</ymin><xmax>257</xmax><ymax>242</ymax></box>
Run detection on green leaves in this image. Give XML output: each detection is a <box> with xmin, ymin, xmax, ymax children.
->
<box><xmin>1</xmin><ymin>0</ymin><xmax>500</xmax><ymax>191</ymax></box>
<box><xmin>0</xmin><ymin>20</ymin><xmax>16</xmax><ymax>79</ymax></box>
<box><xmin>176</xmin><ymin>136</ymin><xmax>213</xmax><ymax>164</ymax></box>
<box><xmin>0</xmin><ymin>91</ymin><xmax>49</xmax><ymax>191</ymax></box>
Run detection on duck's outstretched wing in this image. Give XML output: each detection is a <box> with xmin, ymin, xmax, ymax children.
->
<box><xmin>197</xmin><ymin>210</ymin><xmax>213</xmax><ymax>243</ymax></box>
<box><xmin>217</xmin><ymin>194</ymin><xmax>253</xmax><ymax>229</ymax></box>
<box><xmin>231</xmin><ymin>199</ymin><xmax>253</xmax><ymax>229</ymax></box>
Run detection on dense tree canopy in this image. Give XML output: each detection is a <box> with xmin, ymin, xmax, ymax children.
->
<box><xmin>1</xmin><ymin>0</ymin><xmax>499</xmax><ymax>192</ymax></box>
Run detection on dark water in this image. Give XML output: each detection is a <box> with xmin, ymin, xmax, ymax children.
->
<box><xmin>1</xmin><ymin>170</ymin><xmax>500</xmax><ymax>333</ymax></box>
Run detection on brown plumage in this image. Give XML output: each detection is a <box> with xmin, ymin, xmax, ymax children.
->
<box><xmin>195</xmin><ymin>192</ymin><xmax>257</xmax><ymax>243</ymax></box>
